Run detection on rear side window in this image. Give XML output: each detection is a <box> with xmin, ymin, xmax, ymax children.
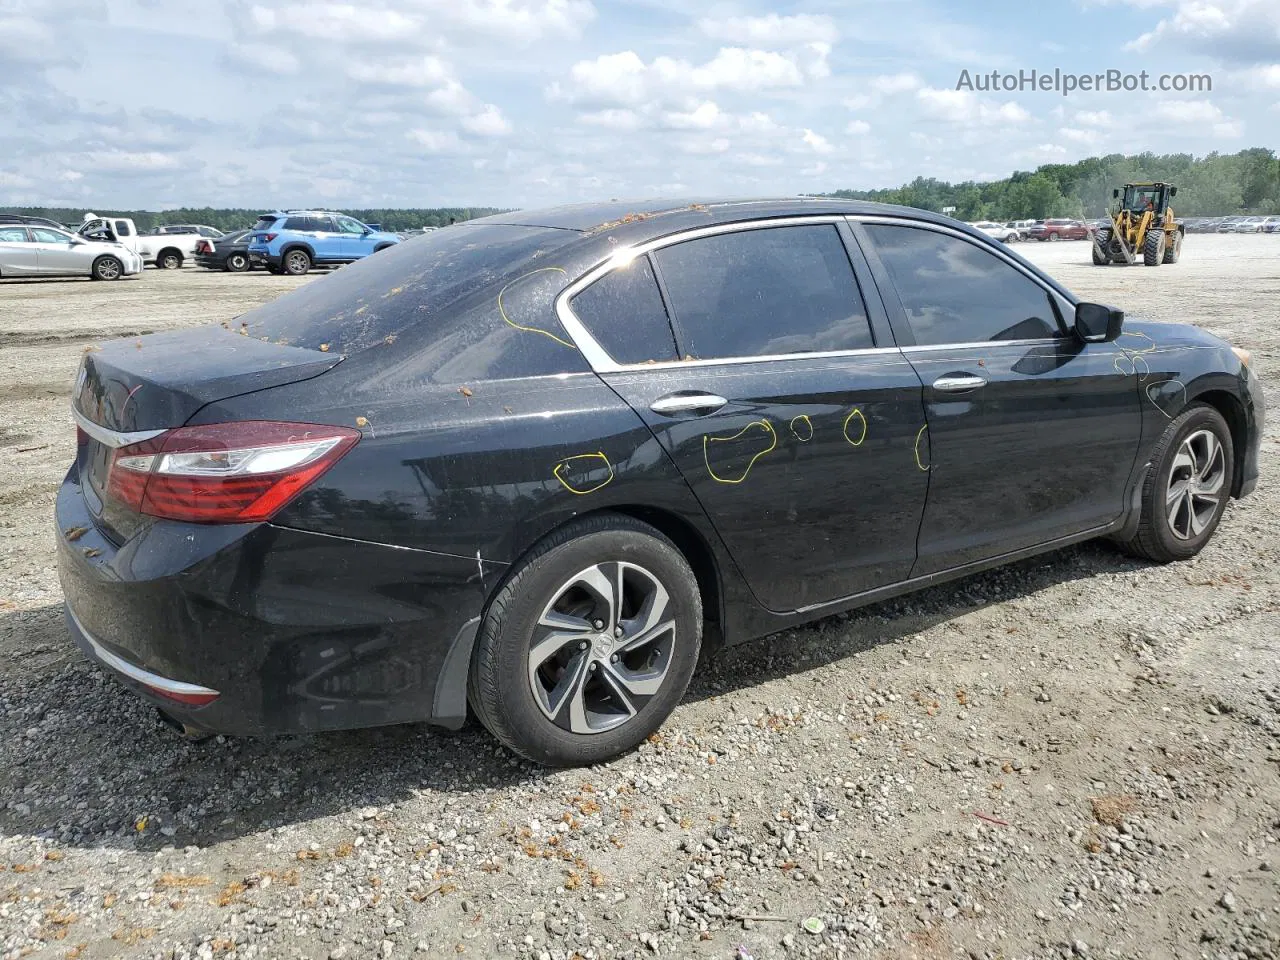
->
<box><xmin>0</xmin><ymin>227</ymin><xmax>28</xmax><ymax>242</ymax></box>
<box><xmin>570</xmin><ymin>255</ymin><xmax>677</xmax><ymax>364</ymax></box>
<box><xmin>283</xmin><ymin>217</ymin><xmax>314</xmax><ymax>231</ymax></box>
<box><xmin>115</xmin><ymin>221</ymin><xmax>132</xmax><ymax>236</ymax></box>
<box><xmin>864</xmin><ymin>224</ymin><xmax>1062</xmax><ymax>345</ymax></box>
<box><xmin>652</xmin><ymin>224</ymin><xmax>874</xmax><ymax>359</ymax></box>
<box><xmin>237</xmin><ymin>223</ymin><xmax>590</xmax><ymax>381</ymax></box>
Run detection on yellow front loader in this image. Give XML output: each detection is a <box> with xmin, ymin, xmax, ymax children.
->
<box><xmin>1092</xmin><ymin>182</ymin><xmax>1185</xmax><ymax>266</ymax></box>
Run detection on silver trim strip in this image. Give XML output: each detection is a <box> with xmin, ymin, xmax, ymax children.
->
<box><xmin>68</xmin><ymin>606</ymin><xmax>220</xmax><ymax>698</ymax></box>
<box><xmin>72</xmin><ymin>407</ymin><xmax>166</xmax><ymax>449</ymax></box>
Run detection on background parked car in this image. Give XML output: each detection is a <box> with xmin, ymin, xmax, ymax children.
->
<box><xmin>193</xmin><ymin>230</ymin><xmax>254</xmax><ymax>272</ymax></box>
<box><xmin>1005</xmin><ymin>219</ymin><xmax>1037</xmax><ymax>239</ymax></box>
<box><xmin>0</xmin><ymin>213</ymin><xmax>72</xmax><ymax>230</ymax></box>
<box><xmin>1028</xmin><ymin>219</ymin><xmax>1092</xmax><ymax>241</ymax></box>
<box><xmin>1260</xmin><ymin>217</ymin><xmax>1280</xmax><ymax>234</ymax></box>
<box><xmin>149</xmin><ymin>224</ymin><xmax>225</xmax><ymax>238</ymax></box>
<box><xmin>0</xmin><ymin>224</ymin><xmax>141</xmax><ymax>280</ymax></box>
<box><xmin>968</xmin><ymin>220</ymin><xmax>1020</xmax><ymax>242</ymax></box>
<box><xmin>247</xmin><ymin>210</ymin><xmax>402</xmax><ymax>275</ymax></box>
<box><xmin>77</xmin><ymin>215</ymin><xmax>206</xmax><ymax>269</ymax></box>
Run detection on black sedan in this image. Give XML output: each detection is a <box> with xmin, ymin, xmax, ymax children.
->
<box><xmin>193</xmin><ymin>229</ymin><xmax>252</xmax><ymax>272</ymax></box>
<box><xmin>57</xmin><ymin>198</ymin><xmax>1263</xmax><ymax>766</ymax></box>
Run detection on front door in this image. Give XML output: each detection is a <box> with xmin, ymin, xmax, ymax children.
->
<box><xmin>335</xmin><ymin>215</ymin><xmax>376</xmax><ymax>259</ymax></box>
<box><xmin>30</xmin><ymin>227</ymin><xmax>86</xmax><ymax>274</ymax></box>
<box><xmin>854</xmin><ymin>220</ymin><xmax>1142</xmax><ymax>576</ymax></box>
<box><xmin>564</xmin><ymin>220</ymin><xmax>930</xmax><ymax>612</ymax></box>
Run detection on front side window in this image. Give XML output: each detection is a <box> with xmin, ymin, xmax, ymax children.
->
<box><xmin>32</xmin><ymin>228</ymin><xmax>69</xmax><ymax>243</ymax></box>
<box><xmin>863</xmin><ymin>224</ymin><xmax>1062</xmax><ymax>346</ymax></box>
<box><xmin>334</xmin><ymin>216</ymin><xmax>366</xmax><ymax>235</ymax></box>
<box><xmin>570</xmin><ymin>255</ymin><xmax>677</xmax><ymax>364</ymax></box>
<box><xmin>652</xmin><ymin>224</ymin><xmax>874</xmax><ymax>359</ymax></box>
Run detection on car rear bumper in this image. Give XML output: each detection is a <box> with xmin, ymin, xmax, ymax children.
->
<box><xmin>193</xmin><ymin>254</ymin><xmax>227</xmax><ymax>269</ymax></box>
<box><xmin>249</xmin><ymin>249</ymin><xmax>282</xmax><ymax>267</ymax></box>
<box><xmin>55</xmin><ymin>466</ymin><xmax>490</xmax><ymax>736</ymax></box>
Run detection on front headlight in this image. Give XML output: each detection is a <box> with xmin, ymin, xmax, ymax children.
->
<box><xmin>1232</xmin><ymin>346</ymin><xmax>1251</xmax><ymax>368</ymax></box>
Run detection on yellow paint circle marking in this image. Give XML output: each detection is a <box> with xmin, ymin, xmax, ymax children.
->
<box><xmin>842</xmin><ymin>408</ymin><xmax>867</xmax><ymax>447</ymax></box>
<box><xmin>914</xmin><ymin>424</ymin><xmax>930</xmax><ymax>472</ymax></box>
<box><xmin>703</xmin><ymin>420</ymin><xmax>777</xmax><ymax>485</ymax></box>
<box><xmin>553</xmin><ymin>452</ymin><xmax>615</xmax><ymax>495</ymax></box>
<box><xmin>498</xmin><ymin>267</ymin><xmax>576</xmax><ymax>350</ymax></box>
<box><xmin>789</xmin><ymin>415</ymin><xmax>814</xmax><ymax>442</ymax></box>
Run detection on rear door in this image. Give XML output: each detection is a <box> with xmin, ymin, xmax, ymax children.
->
<box><xmin>852</xmin><ymin>218</ymin><xmax>1142</xmax><ymax>576</ymax></box>
<box><xmin>0</xmin><ymin>226</ymin><xmax>39</xmax><ymax>276</ymax></box>
<box><xmin>308</xmin><ymin>216</ymin><xmax>343</xmax><ymax>261</ymax></box>
<box><xmin>561</xmin><ymin>218</ymin><xmax>929</xmax><ymax>612</ymax></box>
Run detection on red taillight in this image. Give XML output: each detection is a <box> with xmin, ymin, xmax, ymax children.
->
<box><xmin>105</xmin><ymin>421</ymin><xmax>359</xmax><ymax>523</ymax></box>
<box><xmin>263</xmin><ymin>233</ymin><xmax>277</xmax><ymax>242</ymax></box>
<box><xmin>195</xmin><ymin>240</ymin><xmax>211</xmax><ymax>253</ymax></box>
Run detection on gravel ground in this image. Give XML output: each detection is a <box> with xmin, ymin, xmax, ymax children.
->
<box><xmin>1</xmin><ymin>238</ymin><xmax>1277</xmax><ymax>960</ymax></box>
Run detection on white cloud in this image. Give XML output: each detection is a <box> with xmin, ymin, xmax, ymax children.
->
<box><xmin>916</xmin><ymin>87</ymin><xmax>1031</xmax><ymax>125</ymax></box>
<box><xmin>462</xmin><ymin>104</ymin><xmax>512</xmax><ymax>137</ymax></box>
<box><xmin>1120</xmin><ymin>0</ymin><xmax>1280</xmax><ymax>62</ymax></box>
<box><xmin>1074</xmin><ymin>109</ymin><xmax>1116</xmax><ymax>128</ymax></box>
<box><xmin>846</xmin><ymin>119</ymin><xmax>871</xmax><ymax>135</ymax></box>
<box><xmin>1152</xmin><ymin>97</ymin><xmax>1243</xmax><ymax>135</ymax></box>
<box><xmin>802</xmin><ymin>129</ymin><xmax>834</xmax><ymax>154</ymax></box>
<box><xmin>578</xmin><ymin>108</ymin><xmax>643</xmax><ymax>131</ymax></box>
<box><xmin>347</xmin><ymin>57</ymin><xmax>452</xmax><ymax>88</ymax></box>
<box><xmin>0</xmin><ymin>171</ymin><xmax>35</xmax><ymax>188</ymax></box>
<box><xmin>845</xmin><ymin>72</ymin><xmax>922</xmax><ymax>109</ymax></box>
<box><xmin>698</xmin><ymin>13</ymin><xmax>838</xmax><ymax>46</ymax></box>
<box><xmin>663</xmin><ymin>101</ymin><xmax>722</xmax><ymax>130</ymax></box>
<box><xmin>407</xmin><ymin>128</ymin><xmax>466</xmax><ymax>153</ymax></box>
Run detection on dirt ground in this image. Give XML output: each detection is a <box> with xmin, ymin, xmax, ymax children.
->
<box><xmin>1</xmin><ymin>236</ymin><xmax>1277</xmax><ymax>960</ymax></box>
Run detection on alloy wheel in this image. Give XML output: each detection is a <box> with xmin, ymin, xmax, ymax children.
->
<box><xmin>1166</xmin><ymin>429</ymin><xmax>1226</xmax><ymax>540</ymax></box>
<box><xmin>96</xmin><ymin>259</ymin><xmax>120</xmax><ymax>280</ymax></box>
<box><xmin>527</xmin><ymin>562</ymin><xmax>676</xmax><ymax>735</ymax></box>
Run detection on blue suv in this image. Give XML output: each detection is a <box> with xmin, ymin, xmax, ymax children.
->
<box><xmin>247</xmin><ymin>211</ymin><xmax>402</xmax><ymax>275</ymax></box>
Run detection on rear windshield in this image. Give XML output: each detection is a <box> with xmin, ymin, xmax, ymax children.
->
<box><xmin>252</xmin><ymin>216</ymin><xmax>278</xmax><ymax>231</ymax></box>
<box><xmin>236</xmin><ymin>223</ymin><xmax>588</xmax><ymax>381</ymax></box>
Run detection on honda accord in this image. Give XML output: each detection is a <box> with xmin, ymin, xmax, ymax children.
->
<box><xmin>57</xmin><ymin>198</ymin><xmax>1264</xmax><ymax>766</ymax></box>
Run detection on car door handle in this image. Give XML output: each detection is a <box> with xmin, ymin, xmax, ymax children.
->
<box><xmin>650</xmin><ymin>392</ymin><xmax>729</xmax><ymax>416</ymax></box>
<box><xmin>932</xmin><ymin>374</ymin><xmax>987</xmax><ymax>393</ymax></box>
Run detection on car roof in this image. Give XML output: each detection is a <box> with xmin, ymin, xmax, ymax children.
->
<box><xmin>475</xmin><ymin>196</ymin><xmax>974</xmax><ymax>240</ymax></box>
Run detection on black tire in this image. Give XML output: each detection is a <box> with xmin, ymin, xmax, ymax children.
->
<box><xmin>157</xmin><ymin>249</ymin><xmax>182</xmax><ymax>270</ymax></box>
<box><xmin>1142</xmin><ymin>230</ymin><xmax>1165</xmax><ymax>266</ymax></box>
<box><xmin>91</xmin><ymin>255</ymin><xmax>123</xmax><ymax>281</ymax></box>
<box><xmin>266</xmin><ymin>264</ymin><xmax>282</xmax><ymax>275</ymax></box>
<box><xmin>1091</xmin><ymin>230</ymin><xmax>1110</xmax><ymax>265</ymax></box>
<box><xmin>1162</xmin><ymin>230</ymin><xmax>1182</xmax><ymax>264</ymax></box>
<box><xmin>1048</xmin><ymin>232</ymin><xmax>1060</xmax><ymax>241</ymax></box>
<box><xmin>225</xmin><ymin>252</ymin><xmax>250</xmax><ymax>272</ymax></box>
<box><xmin>1115</xmin><ymin>403</ymin><xmax>1233</xmax><ymax>563</ymax></box>
<box><xmin>468</xmin><ymin>514</ymin><xmax>703</xmax><ymax>767</ymax></box>
<box><xmin>283</xmin><ymin>248</ymin><xmax>311</xmax><ymax>276</ymax></box>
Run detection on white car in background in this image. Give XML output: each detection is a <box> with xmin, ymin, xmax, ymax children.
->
<box><xmin>0</xmin><ymin>224</ymin><xmax>142</xmax><ymax>280</ymax></box>
<box><xmin>969</xmin><ymin>220</ymin><xmax>1020</xmax><ymax>242</ymax></box>
<box><xmin>77</xmin><ymin>214</ymin><xmax>207</xmax><ymax>269</ymax></box>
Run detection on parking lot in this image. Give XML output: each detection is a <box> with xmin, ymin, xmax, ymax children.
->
<box><xmin>1</xmin><ymin>235</ymin><xmax>1277</xmax><ymax>959</ymax></box>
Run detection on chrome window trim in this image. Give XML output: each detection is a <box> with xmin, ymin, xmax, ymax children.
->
<box><xmin>71</xmin><ymin>406</ymin><xmax>166</xmax><ymax>448</ymax></box>
<box><xmin>554</xmin><ymin>215</ymin><xmax>893</xmax><ymax>374</ymax></box>
<box><xmin>849</xmin><ymin>214</ymin><xmax>1079</xmax><ymax>337</ymax></box>
<box><xmin>68</xmin><ymin>605</ymin><xmax>220</xmax><ymax>697</ymax></box>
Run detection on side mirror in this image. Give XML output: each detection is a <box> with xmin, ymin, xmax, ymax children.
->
<box><xmin>1169</xmin><ymin>186</ymin><xmax>1178</xmax><ymax>197</ymax></box>
<box><xmin>1074</xmin><ymin>302</ymin><xmax>1124</xmax><ymax>343</ymax></box>
<box><xmin>70</xmin><ymin>236</ymin><xmax>85</xmax><ymax>245</ymax></box>
<box><xmin>1112</xmin><ymin>189</ymin><xmax>1120</xmax><ymax>199</ymax></box>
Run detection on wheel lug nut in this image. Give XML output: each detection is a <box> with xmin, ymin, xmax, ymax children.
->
<box><xmin>589</xmin><ymin>662</ymin><xmax>597</xmax><ymax>671</ymax></box>
<box><xmin>614</xmin><ymin>626</ymin><xmax>624</xmax><ymax>638</ymax></box>
<box><xmin>593</xmin><ymin>619</ymin><xmax>605</xmax><ymax>630</ymax></box>
<box><xmin>610</xmin><ymin>654</ymin><xmax>618</xmax><ymax>663</ymax></box>
<box><xmin>578</xmin><ymin>641</ymin><xmax>587</xmax><ymax>650</ymax></box>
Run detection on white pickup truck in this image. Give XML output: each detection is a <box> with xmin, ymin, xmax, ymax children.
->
<box><xmin>76</xmin><ymin>214</ymin><xmax>206</xmax><ymax>269</ymax></box>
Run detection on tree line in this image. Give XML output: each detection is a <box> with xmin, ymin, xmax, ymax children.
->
<box><xmin>0</xmin><ymin>207</ymin><xmax>509</xmax><ymax>232</ymax></box>
<box><xmin>824</xmin><ymin>147</ymin><xmax>1280</xmax><ymax>221</ymax></box>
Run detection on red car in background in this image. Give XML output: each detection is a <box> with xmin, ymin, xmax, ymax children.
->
<box><xmin>1028</xmin><ymin>218</ymin><xmax>1093</xmax><ymax>241</ymax></box>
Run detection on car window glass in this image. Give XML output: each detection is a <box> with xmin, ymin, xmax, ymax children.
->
<box><xmin>864</xmin><ymin>224</ymin><xmax>1061</xmax><ymax>345</ymax></box>
<box><xmin>114</xmin><ymin>221</ymin><xmax>132</xmax><ymax>236</ymax></box>
<box><xmin>0</xmin><ymin>227</ymin><xmax>29</xmax><ymax>242</ymax></box>
<box><xmin>311</xmin><ymin>217</ymin><xmax>334</xmax><ymax>232</ymax></box>
<box><xmin>335</xmin><ymin>216</ymin><xmax>365</xmax><ymax>235</ymax></box>
<box><xmin>238</xmin><ymin>223</ymin><xmax>589</xmax><ymax>383</ymax></box>
<box><xmin>253</xmin><ymin>217</ymin><xmax>277</xmax><ymax>232</ymax></box>
<box><xmin>283</xmin><ymin>217</ymin><xmax>311</xmax><ymax>231</ymax></box>
<box><xmin>31</xmin><ymin>228</ymin><xmax>68</xmax><ymax>243</ymax></box>
<box><xmin>571</xmin><ymin>254</ymin><xmax>677</xmax><ymax>364</ymax></box>
<box><xmin>652</xmin><ymin>224</ymin><xmax>874</xmax><ymax>359</ymax></box>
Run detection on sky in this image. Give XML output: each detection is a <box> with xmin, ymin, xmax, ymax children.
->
<box><xmin>1</xmin><ymin>0</ymin><xmax>1278</xmax><ymax>210</ymax></box>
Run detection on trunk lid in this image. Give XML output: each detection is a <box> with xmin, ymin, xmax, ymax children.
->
<box><xmin>73</xmin><ymin>325</ymin><xmax>342</xmax><ymax>538</ymax></box>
